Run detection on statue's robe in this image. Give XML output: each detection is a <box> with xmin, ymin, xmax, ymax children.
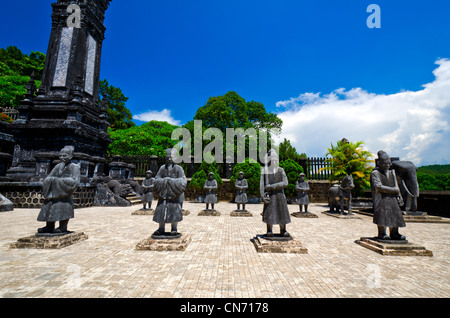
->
<box><xmin>153</xmin><ymin>164</ymin><xmax>187</xmax><ymax>224</ymax></box>
<box><xmin>295</xmin><ymin>180</ymin><xmax>310</xmax><ymax>205</ymax></box>
<box><xmin>141</xmin><ymin>177</ymin><xmax>155</xmax><ymax>203</ymax></box>
<box><xmin>260</xmin><ymin>167</ymin><xmax>291</xmax><ymax>225</ymax></box>
<box><xmin>37</xmin><ymin>162</ymin><xmax>80</xmax><ymax>222</ymax></box>
<box><xmin>234</xmin><ymin>178</ymin><xmax>248</xmax><ymax>204</ymax></box>
<box><xmin>203</xmin><ymin>179</ymin><xmax>218</xmax><ymax>204</ymax></box>
<box><xmin>371</xmin><ymin>168</ymin><xmax>406</xmax><ymax>228</ymax></box>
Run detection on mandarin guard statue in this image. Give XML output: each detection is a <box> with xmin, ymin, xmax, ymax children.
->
<box><xmin>204</xmin><ymin>172</ymin><xmax>218</xmax><ymax>211</ymax></box>
<box><xmin>152</xmin><ymin>149</ymin><xmax>187</xmax><ymax>237</ymax></box>
<box><xmin>295</xmin><ymin>173</ymin><xmax>310</xmax><ymax>213</ymax></box>
<box><xmin>260</xmin><ymin>149</ymin><xmax>291</xmax><ymax>238</ymax></box>
<box><xmin>141</xmin><ymin>170</ymin><xmax>155</xmax><ymax>210</ymax></box>
<box><xmin>37</xmin><ymin>146</ymin><xmax>80</xmax><ymax>234</ymax></box>
<box><xmin>370</xmin><ymin>150</ymin><xmax>406</xmax><ymax>241</ymax></box>
<box><xmin>234</xmin><ymin>171</ymin><xmax>248</xmax><ymax>211</ymax></box>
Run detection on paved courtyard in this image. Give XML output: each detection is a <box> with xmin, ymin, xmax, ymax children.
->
<box><xmin>0</xmin><ymin>202</ymin><xmax>448</xmax><ymax>298</ymax></box>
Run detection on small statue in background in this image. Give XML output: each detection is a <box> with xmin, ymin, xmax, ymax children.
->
<box><xmin>234</xmin><ymin>171</ymin><xmax>248</xmax><ymax>211</ymax></box>
<box><xmin>141</xmin><ymin>170</ymin><xmax>154</xmax><ymax>210</ymax></box>
<box><xmin>204</xmin><ymin>172</ymin><xmax>218</xmax><ymax>211</ymax></box>
<box><xmin>295</xmin><ymin>173</ymin><xmax>310</xmax><ymax>213</ymax></box>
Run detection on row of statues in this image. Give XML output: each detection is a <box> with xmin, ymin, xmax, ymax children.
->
<box><xmin>35</xmin><ymin>146</ymin><xmax>407</xmax><ymax>242</ymax></box>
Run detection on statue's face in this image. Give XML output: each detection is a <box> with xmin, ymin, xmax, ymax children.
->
<box><xmin>146</xmin><ymin>172</ymin><xmax>152</xmax><ymax>178</ymax></box>
<box><xmin>166</xmin><ymin>153</ymin><xmax>174</xmax><ymax>164</ymax></box>
<box><xmin>209</xmin><ymin>174</ymin><xmax>214</xmax><ymax>180</ymax></box>
<box><xmin>379</xmin><ymin>158</ymin><xmax>391</xmax><ymax>172</ymax></box>
<box><xmin>238</xmin><ymin>173</ymin><xmax>244</xmax><ymax>179</ymax></box>
<box><xmin>59</xmin><ymin>151</ymin><xmax>72</xmax><ymax>164</ymax></box>
<box><xmin>299</xmin><ymin>175</ymin><xmax>304</xmax><ymax>181</ymax></box>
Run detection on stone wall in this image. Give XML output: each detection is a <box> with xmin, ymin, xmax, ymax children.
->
<box><xmin>0</xmin><ymin>183</ymin><xmax>95</xmax><ymax>209</ymax></box>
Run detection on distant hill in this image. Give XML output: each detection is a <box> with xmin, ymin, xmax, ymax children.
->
<box><xmin>417</xmin><ymin>164</ymin><xmax>450</xmax><ymax>175</ymax></box>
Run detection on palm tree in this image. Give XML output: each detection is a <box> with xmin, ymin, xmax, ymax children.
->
<box><xmin>322</xmin><ymin>138</ymin><xmax>374</xmax><ymax>196</ymax></box>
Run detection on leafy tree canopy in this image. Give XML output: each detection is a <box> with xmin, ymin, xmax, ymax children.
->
<box><xmin>108</xmin><ymin>120</ymin><xmax>179</xmax><ymax>156</ymax></box>
<box><xmin>323</xmin><ymin>138</ymin><xmax>374</xmax><ymax>196</ymax></box>
<box><xmin>0</xmin><ymin>46</ymin><xmax>45</xmax><ymax>108</ymax></box>
<box><xmin>278</xmin><ymin>138</ymin><xmax>306</xmax><ymax>162</ymax></box>
<box><xmin>99</xmin><ymin>79</ymin><xmax>135</xmax><ymax>130</ymax></box>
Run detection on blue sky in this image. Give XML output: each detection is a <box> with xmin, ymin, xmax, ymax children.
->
<box><xmin>1</xmin><ymin>0</ymin><xmax>450</xmax><ymax>165</ymax></box>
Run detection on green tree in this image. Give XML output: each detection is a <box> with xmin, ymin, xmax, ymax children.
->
<box><xmin>183</xmin><ymin>91</ymin><xmax>282</xmax><ymax>160</ymax></box>
<box><xmin>107</xmin><ymin>120</ymin><xmax>179</xmax><ymax>156</ymax></box>
<box><xmin>322</xmin><ymin>138</ymin><xmax>374</xmax><ymax>196</ymax></box>
<box><xmin>0</xmin><ymin>46</ymin><xmax>45</xmax><ymax>108</ymax></box>
<box><xmin>98</xmin><ymin>79</ymin><xmax>135</xmax><ymax>130</ymax></box>
<box><xmin>278</xmin><ymin>138</ymin><xmax>305</xmax><ymax>162</ymax></box>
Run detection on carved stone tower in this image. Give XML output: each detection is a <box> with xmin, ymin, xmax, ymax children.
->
<box><xmin>7</xmin><ymin>0</ymin><xmax>112</xmax><ymax>182</ymax></box>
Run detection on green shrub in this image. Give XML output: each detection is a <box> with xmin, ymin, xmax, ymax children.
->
<box><xmin>189</xmin><ymin>161</ymin><xmax>223</xmax><ymax>190</ymax></box>
<box><xmin>279</xmin><ymin>159</ymin><xmax>304</xmax><ymax>197</ymax></box>
<box><xmin>230</xmin><ymin>158</ymin><xmax>261</xmax><ymax>196</ymax></box>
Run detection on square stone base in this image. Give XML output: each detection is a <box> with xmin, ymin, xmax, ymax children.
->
<box><xmin>322</xmin><ymin>211</ymin><xmax>361</xmax><ymax>219</ymax></box>
<box><xmin>355</xmin><ymin>237</ymin><xmax>433</xmax><ymax>256</ymax></box>
<box><xmin>252</xmin><ymin>235</ymin><xmax>308</xmax><ymax>254</ymax></box>
<box><xmin>135</xmin><ymin>234</ymin><xmax>192</xmax><ymax>251</ymax></box>
<box><xmin>231</xmin><ymin>210</ymin><xmax>253</xmax><ymax>217</ymax></box>
<box><xmin>198</xmin><ymin>209</ymin><xmax>220</xmax><ymax>216</ymax></box>
<box><xmin>403</xmin><ymin>215</ymin><xmax>450</xmax><ymax>224</ymax></box>
<box><xmin>291</xmin><ymin>212</ymin><xmax>318</xmax><ymax>218</ymax></box>
<box><xmin>132</xmin><ymin>209</ymin><xmax>154</xmax><ymax>215</ymax></box>
<box><xmin>10</xmin><ymin>232</ymin><xmax>88</xmax><ymax>249</ymax></box>
<box><xmin>132</xmin><ymin>209</ymin><xmax>190</xmax><ymax>216</ymax></box>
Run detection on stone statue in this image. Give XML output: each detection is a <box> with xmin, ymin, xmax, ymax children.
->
<box><xmin>371</xmin><ymin>150</ymin><xmax>406</xmax><ymax>240</ymax></box>
<box><xmin>328</xmin><ymin>175</ymin><xmax>355</xmax><ymax>215</ymax></box>
<box><xmin>204</xmin><ymin>172</ymin><xmax>218</xmax><ymax>210</ymax></box>
<box><xmin>260</xmin><ymin>149</ymin><xmax>291</xmax><ymax>237</ymax></box>
<box><xmin>152</xmin><ymin>148</ymin><xmax>187</xmax><ymax>236</ymax></box>
<box><xmin>37</xmin><ymin>146</ymin><xmax>80</xmax><ymax>234</ymax></box>
<box><xmin>295</xmin><ymin>173</ymin><xmax>310</xmax><ymax>213</ymax></box>
<box><xmin>141</xmin><ymin>170</ymin><xmax>154</xmax><ymax>210</ymax></box>
<box><xmin>234</xmin><ymin>171</ymin><xmax>248</xmax><ymax>211</ymax></box>
<box><xmin>391</xmin><ymin>160</ymin><xmax>421</xmax><ymax>214</ymax></box>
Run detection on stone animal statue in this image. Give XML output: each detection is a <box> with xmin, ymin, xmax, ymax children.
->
<box><xmin>328</xmin><ymin>175</ymin><xmax>355</xmax><ymax>215</ymax></box>
<box><xmin>391</xmin><ymin>160</ymin><xmax>420</xmax><ymax>213</ymax></box>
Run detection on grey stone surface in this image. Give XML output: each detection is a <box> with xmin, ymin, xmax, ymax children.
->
<box><xmin>84</xmin><ymin>34</ymin><xmax>97</xmax><ymax>96</ymax></box>
<box><xmin>52</xmin><ymin>27</ymin><xmax>73</xmax><ymax>87</ymax></box>
<box><xmin>0</xmin><ymin>194</ymin><xmax>13</xmax><ymax>212</ymax></box>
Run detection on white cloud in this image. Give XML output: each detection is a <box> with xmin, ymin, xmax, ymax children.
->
<box><xmin>275</xmin><ymin>59</ymin><xmax>450</xmax><ymax>166</ymax></box>
<box><xmin>133</xmin><ymin>108</ymin><xmax>181</xmax><ymax>126</ymax></box>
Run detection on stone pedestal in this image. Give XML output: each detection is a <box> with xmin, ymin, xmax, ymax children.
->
<box><xmin>403</xmin><ymin>212</ymin><xmax>450</xmax><ymax>224</ymax></box>
<box><xmin>10</xmin><ymin>232</ymin><xmax>88</xmax><ymax>249</ymax></box>
<box><xmin>198</xmin><ymin>209</ymin><xmax>221</xmax><ymax>216</ymax></box>
<box><xmin>131</xmin><ymin>208</ymin><xmax>154</xmax><ymax>215</ymax></box>
<box><xmin>291</xmin><ymin>212</ymin><xmax>318</xmax><ymax>218</ymax></box>
<box><xmin>0</xmin><ymin>194</ymin><xmax>14</xmax><ymax>212</ymax></box>
<box><xmin>252</xmin><ymin>235</ymin><xmax>308</xmax><ymax>254</ymax></box>
<box><xmin>135</xmin><ymin>234</ymin><xmax>191</xmax><ymax>251</ymax></box>
<box><xmin>132</xmin><ymin>209</ymin><xmax>190</xmax><ymax>216</ymax></box>
<box><xmin>322</xmin><ymin>211</ymin><xmax>361</xmax><ymax>219</ymax></box>
<box><xmin>355</xmin><ymin>237</ymin><xmax>433</xmax><ymax>256</ymax></box>
<box><xmin>231</xmin><ymin>210</ymin><xmax>253</xmax><ymax>217</ymax></box>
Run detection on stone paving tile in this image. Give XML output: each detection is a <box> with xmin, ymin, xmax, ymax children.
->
<box><xmin>0</xmin><ymin>202</ymin><xmax>449</xmax><ymax>298</ymax></box>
